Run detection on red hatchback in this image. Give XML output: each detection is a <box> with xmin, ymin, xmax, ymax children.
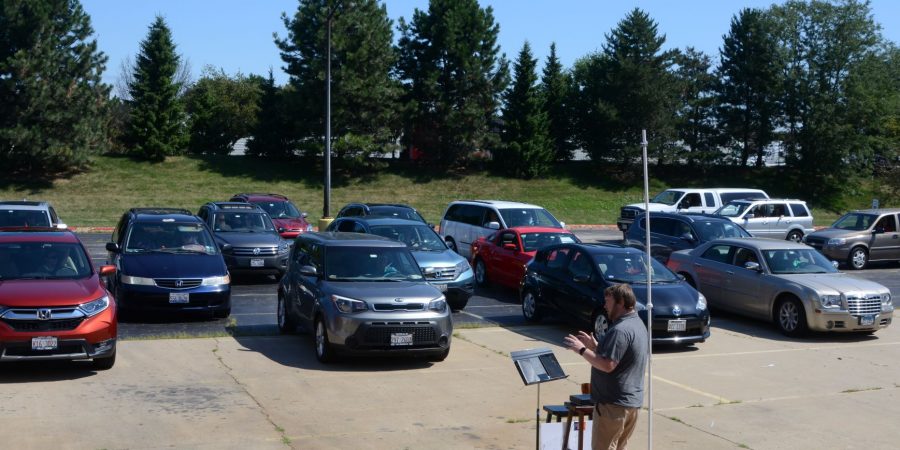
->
<box><xmin>0</xmin><ymin>229</ymin><xmax>117</xmax><ymax>369</ymax></box>
<box><xmin>230</xmin><ymin>193</ymin><xmax>312</xmax><ymax>239</ymax></box>
<box><xmin>470</xmin><ymin>227</ymin><xmax>581</xmax><ymax>290</ymax></box>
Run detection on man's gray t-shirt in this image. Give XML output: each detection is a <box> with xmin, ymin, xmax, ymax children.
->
<box><xmin>591</xmin><ymin>311</ymin><xmax>648</xmax><ymax>408</ymax></box>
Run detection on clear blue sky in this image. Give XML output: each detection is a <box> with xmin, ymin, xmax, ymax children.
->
<box><xmin>83</xmin><ymin>0</ymin><xmax>899</xmax><ymax>90</ymax></box>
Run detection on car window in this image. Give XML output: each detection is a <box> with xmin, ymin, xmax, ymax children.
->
<box><xmin>763</xmin><ymin>248</ymin><xmax>837</xmax><ymax>274</ymax></box>
<box><xmin>367</xmin><ymin>206</ymin><xmax>426</xmax><ymax>223</ymax></box>
<box><xmin>876</xmin><ymin>214</ymin><xmax>897</xmax><ymax>232</ymax></box>
<box><xmin>49</xmin><ymin>207</ymin><xmax>60</xmax><ymax>224</ymax></box>
<box><xmin>648</xmin><ymin>217</ymin><xmax>675</xmax><ymax>236</ymax></box>
<box><xmin>832</xmin><ymin>213</ymin><xmax>878</xmax><ymax>231</ymax></box>
<box><xmin>499</xmin><ymin>231</ymin><xmax>517</xmax><ymax>248</ymax></box>
<box><xmin>716</xmin><ymin>202</ymin><xmax>751</xmax><ymax>217</ymax></box>
<box><xmin>680</xmin><ymin>193</ymin><xmax>702</xmax><ymax>208</ymax></box>
<box><xmin>732</xmin><ymin>247</ymin><xmax>759</xmax><ymax>268</ymax></box>
<box><xmin>458</xmin><ymin>205</ymin><xmax>485</xmax><ymax>226</ymax></box>
<box><xmin>0</xmin><ymin>209</ymin><xmax>51</xmax><ymax>227</ymax></box>
<box><xmin>444</xmin><ymin>204</ymin><xmax>463</xmax><ymax>222</ymax></box>
<box><xmin>770</xmin><ymin>203</ymin><xmax>788</xmax><ymax>217</ymax></box>
<box><xmin>215</xmin><ymin>212</ymin><xmax>275</xmax><ymax>232</ymax></box>
<box><xmin>789</xmin><ymin>203</ymin><xmax>809</xmax><ymax>217</ymax></box>
<box><xmin>370</xmin><ymin>225</ymin><xmax>446</xmax><ymax>251</ymax></box>
<box><xmin>546</xmin><ymin>247</ymin><xmax>571</xmax><ymax>269</ymax></box>
<box><xmin>520</xmin><ymin>232</ymin><xmax>579</xmax><ymax>252</ymax></box>
<box><xmin>694</xmin><ymin>220</ymin><xmax>751</xmax><ymax>240</ymax></box>
<box><xmin>720</xmin><ymin>191</ymin><xmax>765</xmax><ymax>203</ymax></box>
<box><xmin>483</xmin><ymin>209</ymin><xmax>501</xmax><ymax>228</ymax></box>
<box><xmin>651</xmin><ymin>190</ymin><xmax>682</xmax><ymax>205</ymax></box>
<box><xmin>700</xmin><ymin>244</ymin><xmax>732</xmax><ymax>264</ymax></box>
<box><xmin>704</xmin><ymin>192</ymin><xmax>715</xmax><ymax>207</ymax></box>
<box><xmin>0</xmin><ymin>242</ymin><xmax>92</xmax><ymax>279</ymax></box>
<box><xmin>567</xmin><ymin>251</ymin><xmax>593</xmax><ymax>278</ymax></box>
<box><xmin>335</xmin><ymin>220</ymin><xmax>356</xmax><ymax>232</ymax></box>
<box><xmin>324</xmin><ymin>246</ymin><xmax>422</xmax><ymax>281</ymax></box>
<box><xmin>255</xmin><ymin>200</ymin><xmax>302</xmax><ymax>219</ymax></box>
<box><xmin>498</xmin><ymin>208</ymin><xmax>561</xmax><ymax>228</ymax></box>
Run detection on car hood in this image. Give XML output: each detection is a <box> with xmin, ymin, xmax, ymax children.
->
<box><xmin>807</xmin><ymin>228</ymin><xmax>866</xmax><ymax>240</ymax></box>
<box><xmin>625</xmin><ymin>203</ymin><xmax>676</xmax><ymax>212</ymax></box>
<box><xmin>327</xmin><ymin>281</ymin><xmax>443</xmax><ymax>302</ymax></box>
<box><xmin>215</xmin><ymin>232</ymin><xmax>282</xmax><ymax>247</ymax></box>
<box><xmin>411</xmin><ymin>249</ymin><xmax>465</xmax><ymax>268</ymax></box>
<box><xmin>0</xmin><ymin>277</ymin><xmax>106</xmax><ymax>307</ymax></box>
<box><xmin>629</xmin><ymin>282</ymin><xmax>703</xmax><ymax>315</ymax></box>
<box><xmin>777</xmin><ymin>273</ymin><xmax>889</xmax><ymax>294</ymax></box>
<box><xmin>121</xmin><ymin>254</ymin><xmax>228</xmax><ymax>278</ymax></box>
<box><xmin>272</xmin><ymin>217</ymin><xmax>308</xmax><ymax>230</ymax></box>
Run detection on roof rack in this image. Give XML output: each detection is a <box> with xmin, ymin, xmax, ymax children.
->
<box><xmin>213</xmin><ymin>202</ymin><xmax>259</xmax><ymax>210</ymax></box>
<box><xmin>233</xmin><ymin>193</ymin><xmax>288</xmax><ymax>199</ymax></box>
<box><xmin>129</xmin><ymin>207</ymin><xmax>193</xmax><ymax>215</ymax></box>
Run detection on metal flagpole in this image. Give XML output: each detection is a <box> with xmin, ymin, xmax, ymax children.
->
<box><xmin>641</xmin><ymin>129</ymin><xmax>653</xmax><ymax>450</ymax></box>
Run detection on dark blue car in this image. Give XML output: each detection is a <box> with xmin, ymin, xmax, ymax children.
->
<box><xmin>105</xmin><ymin>208</ymin><xmax>231</xmax><ymax>318</ymax></box>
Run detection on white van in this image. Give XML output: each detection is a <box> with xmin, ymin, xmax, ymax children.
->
<box><xmin>439</xmin><ymin>200</ymin><xmax>564</xmax><ymax>259</ymax></box>
<box><xmin>616</xmin><ymin>188</ymin><xmax>768</xmax><ymax>233</ymax></box>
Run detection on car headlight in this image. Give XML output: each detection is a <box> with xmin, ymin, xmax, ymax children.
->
<box><xmin>827</xmin><ymin>238</ymin><xmax>846</xmax><ymax>246</ymax></box>
<box><xmin>819</xmin><ymin>294</ymin><xmax>841</xmax><ymax>309</ymax></box>
<box><xmin>278</xmin><ymin>241</ymin><xmax>290</xmax><ymax>254</ymax></box>
<box><xmin>696</xmin><ymin>292</ymin><xmax>707</xmax><ymax>311</ymax></box>
<box><xmin>883</xmin><ymin>293</ymin><xmax>893</xmax><ymax>311</ymax></box>
<box><xmin>121</xmin><ymin>275</ymin><xmax>155</xmax><ymax>286</ymax></box>
<box><xmin>78</xmin><ymin>295</ymin><xmax>110</xmax><ymax>317</ymax></box>
<box><xmin>331</xmin><ymin>294</ymin><xmax>367</xmax><ymax>313</ymax></box>
<box><xmin>428</xmin><ymin>296</ymin><xmax>447</xmax><ymax>313</ymax></box>
<box><xmin>201</xmin><ymin>274</ymin><xmax>231</xmax><ymax>286</ymax></box>
<box><xmin>454</xmin><ymin>259</ymin><xmax>471</xmax><ymax>274</ymax></box>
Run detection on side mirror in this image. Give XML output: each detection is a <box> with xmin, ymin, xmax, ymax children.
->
<box><xmin>487</xmin><ymin>221</ymin><xmax>500</xmax><ymax>230</ymax></box>
<box><xmin>744</xmin><ymin>213</ymin><xmax>755</xmax><ymax>220</ymax></box>
<box><xmin>573</xmin><ymin>274</ymin><xmax>590</xmax><ymax>284</ymax></box>
<box><xmin>502</xmin><ymin>243</ymin><xmax>518</xmax><ymax>251</ymax></box>
<box><xmin>299</xmin><ymin>265</ymin><xmax>319</xmax><ymax>277</ymax></box>
<box><xmin>744</xmin><ymin>261</ymin><xmax>761</xmax><ymax>272</ymax></box>
<box><xmin>105</xmin><ymin>242</ymin><xmax>120</xmax><ymax>253</ymax></box>
<box><xmin>219</xmin><ymin>243</ymin><xmax>233</xmax><ymax>252</ymax></box>
<box><xmin>56</xmin><ymin>223</ymin><xmax>68</xmax><ymax>230</ymax></box>
<box><xmin>559</xmin><ymin>221</ymin><xmax>566</xmax><ymax>229</ymax></box>
<box><xmin>301</xmin><ymin>212</ymin><xmax>308</xmax><ymax>218</ymax></box>
<box><xmin>680</xmin><ymin>233</ymin><xmax>695</xmax><ymax>242</ymax></box>
<box><xmin>99</xmin><ymin>265</ymin><xmax>116</xmax><ymax>277</ymax></box>
<box><xmin>428</xmin><ymin>223</ymin><xmax>436</xmax><ymax>230</ymax></box>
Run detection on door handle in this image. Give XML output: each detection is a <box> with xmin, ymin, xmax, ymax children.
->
<box><xmin>726</xmin><ymin>270</ymin><xmax>734</xmax><ymax>275</ymax></box>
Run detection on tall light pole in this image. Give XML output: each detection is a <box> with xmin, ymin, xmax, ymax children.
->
<box><xmin>322</xmin><ymin>3</ymin><xmax>334</xmax><ymax>222</ymax></box>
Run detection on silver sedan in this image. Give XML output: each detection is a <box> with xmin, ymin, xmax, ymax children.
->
<box><xmin>666</xmin><ymin>238</ymin><xmax>893</xmax><ymax>336</ymax></box>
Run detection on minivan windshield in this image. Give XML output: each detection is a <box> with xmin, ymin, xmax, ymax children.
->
<box><xmin>369</xmin><ymin>225</ymin><xmax>447</xmax><ymax>251</ymax></box>
<box><xmin>832</xmin><ymin>213</ymin><xmax>878</xmax><ymax>231</ymax></box>
<box><xmin>499</xmin><ymin>208</ymin><xmax>562</xmax><ymax>228</ymax></box>
<box><xmin>651</xmin><ymin>190</ymin><xmax>683</xmax><ymax>206</ymax></box>
<box><xmin>597</xmin><ymin>253</ymin><xmax>679</xmax><ymax>283</ymax></box>
<box><xmin>325</xmin><ymin>247</ymin><xmax>424</xmax><ymax>281</ymax></box>
<box><xmin>254</xmin><ymin>201</ymin><xmax>303</xmax><ymax>219</ymax></box>
<box><xmin>0</xmin><ymin>242</ymin><xmax>92</xmax><ymax>279</ymax></box>
<box><xmin>125</xmin><ymin>222</ymin><xmax>219</xmax><ymax>255</ymax></box>
<box><xmin>715</xmin><ymin>202</ymin><xmax>752</xmax><ymax>217</ymax></box>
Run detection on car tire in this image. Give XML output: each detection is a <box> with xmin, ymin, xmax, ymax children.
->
<box><xmin>775</xmin><ymin>297</ymin><xmax>808</xmax><ymax>337</ymax></box>
<box><xmin>786</xmin><ymin>230</ymin><xmax>803</xmax><ymax>242</ymax></box>
<box><xmin>474</xmin><ymin>259</ymin><xmax>487</xmax><ymax>286</ymax></box>
<box><xmin>446</xmin><ymin>238</ymin><xmax>458</xmax><ymax>254</ymax></box>
<box><xmin>213</xmin><ymin>308</ymin><xmax>231</xmax><ymax>319</ymax></box>
<box><xmin>592</xmin><ymin>310</ymin><xmax>610</xmax><ymax>341</ymax></box>
<box><xmin>92</xmin><ymin>351</ymin><xmax>116</xmax><ymax>370</ymax></box>
<box><xmin>848</xmin><ymin>246</ymin><xmax>868</xmax><ymax>270</ymax></box>
<box><xmin>522</xmin><ymin>289</ymin><xmax>543</xmax><ymax>323</ymax></box>
<box><xmin>430</xmin><ymin>347</ymin><xmax>450</xmax><ymax>362</ymax></box>
<box><xmin>314</xmin><ymin>316</ymin><xmax>336</xmax><ymax>363</ymax></box>
<box><xmin>277</xmin><ymin>294</ymin><xmax>297</xmax><ymax>334</ymax></box>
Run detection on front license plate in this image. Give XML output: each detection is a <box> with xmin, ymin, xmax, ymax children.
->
<box><xmin>431</xmin><ymin>283</ymin><xmax>448</xmax><ymax>292</ymax></box>
<box><xmin>860</xmin><ymin>315</ymin><xmax>875</xmax><ymax>326</ymax></box>
<box><xmin>390</xmin><ymin>333</ymin><xmax>414</xmax><ymax>346</ymax></box>
<box><xmin>169</xmin><ymin>292</ymin><xmax>190</xmax><ymax>304</ymax></box>
<box><xmin>250</xmin><ymin>258</ymin><xmax>265</xmax><ymax>267</ymax></box>
<box><xmin>32</xmin><ymin>336</ymin><xmax>58</xmax><ymax>351</ymax></box>
<box><xmin>667</xmin><ymin>319</ymin><xmax>687</xmax><ymax>332</ymax></box>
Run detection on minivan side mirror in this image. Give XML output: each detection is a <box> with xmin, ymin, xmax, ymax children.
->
<box><xmin>744</xmin><ymin>213</ymin><xmax>755</xmax><ymax>220</ymax></box>
<box><xmin>487</xmin><ymin>221</ymin><xmax>500</xmax><ymax>230</ymax></box>
<box><xmin>299</xmin><ymin>265</ymin><xmax>319</xmax><ymax>277</ymax></box>
<box><xmin>301</xmin><ymin>212</ymin><xmax>308</xmax><ymax>218</ymax></box>
<box><xmin>105</xmin><ymin>242</ymin><xmax>120</xmax><ymax>253</ymax></box>
<box><xmin>56</xmin><ymin>223</ymin><xmax>68</xmax><ymax>230</ymax></box>
<box><xmin>560</xmin><ymin>221</ymin><xmax>566</xmax><ymax>229</ymax></box>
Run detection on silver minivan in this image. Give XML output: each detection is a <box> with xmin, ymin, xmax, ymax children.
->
<box><xmin>715</xmin><ymin>199</ymin><xmax>814</xmax><ymax>242</ymax></box>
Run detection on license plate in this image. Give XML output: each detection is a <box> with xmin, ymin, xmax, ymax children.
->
<box><xmin>667</xmin><ymin>319</ymin><xmax>687</xmax><ymax>332</ymax></box>
<box><xmin>860</xmin><ymin>315</ymin><xmax>875</xmax><ymax>326</ymax></box>
<box><xmin>431</xmin><ymin>283</ymin><xmax>447</xmax><ymax>292</ymax></box>
<box><xmin>250</xmin><ymin>258</ymin><xmax>265</xmax><ymax>267</ymax></box>
<box><xmin>32</xmin><ymin>336</ymin><xmax>58</xmax><ymax>351</ymax></box>
<box><xmin>169</xmin><ymin>292</ymin><xmax>190</xmax><ymax>303</ymax></box>
<box><xmin>390</xmin><ymin>333</ymin><xmax>414</xmax><ymax>346</ymax></box>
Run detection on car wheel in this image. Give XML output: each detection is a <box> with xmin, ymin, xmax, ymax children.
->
<box><xmin>446</xmin><ymin>238</ymin><xmax>458</xmax><ymax>253</ymax></box>
<box><xmin>786</xmin><ymin>230</ymin><xmax>803</xmax><ymax>242</ymax></box>
<box><xmin>474</xmin><ymin>259</ymin><xmax>487</xmax><ymax>286</ymax></box>
<box><xmin>213</xmin><ymin>308</ymin><xmax>231</xmax><ymax>319</ymax></box>
<box><xmin>848</xmin><ymin>246</ymin><xmax>868</xmax><ymax>270</ymax></box>
<box><xmin>314</xmin><ymin>316</ymin><xmax>336</xmax><ymax>363</ymax></box>
<box><xmin>775</xmin><ymin>297</ymin><xmax>808</xmax><ymax>337</ymax></box>
<box><xmin>592</xmin><ymin>311</ymin><xmax>610</xmax><ymax>341</ymax></box>
<box><xmin>92</xmin><ymin>351</ymin><xmax>116</xmax><ymax>370</ymax></box>
<box><xmin>277</xmin><ymin>294</ymin><xmax>297</xmax><ymax>334</ymax></box>
<box><xmin>430</xmin><ymin>347</ymin><xmax>450</xmax><ymax>362</ymax></box>
<box><xmin>522</xmin><ymin>290</ymin><xmax>543</xmax><ymax>323</ymax></box>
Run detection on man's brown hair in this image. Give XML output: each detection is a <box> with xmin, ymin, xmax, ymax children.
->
<box><xmin>604</xmin><ymin>283</ymin><xmax>637</xmax><ymax>309</ymax></box>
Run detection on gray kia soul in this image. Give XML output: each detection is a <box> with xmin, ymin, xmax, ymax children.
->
<box><xmin>277</xmin><ymin>232</ymin><xmax>452</xmax><ymax>363</ymax></box>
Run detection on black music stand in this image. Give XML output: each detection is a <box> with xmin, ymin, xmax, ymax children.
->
<box><xmin>511</xmin><ymin>348</ymin><xmax>568</xmax><ymax>449</ymax></box>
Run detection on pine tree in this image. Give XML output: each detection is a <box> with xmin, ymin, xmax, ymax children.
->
<box><xmin>125</xmin><ymin>15</ymin><xmax>186</xmax><ymax>161</ymax></box>
<box><xmin>673</xmin><ymin>47</ymin><xmax>720</xmax><ymax>167</ymax></box>
<box><xmin>0</xmin><ymin>0</ymin><xmax>111</xmax><ymax>175</ymax></box>
<box><xmin>540</xmin><ymin>43</ymin><xmax>572</xmax><ymax>162</ymax></box>
<box><xmin>397</xmin><ymin>0</ymin><xmax>509</xmax><ymax>166</ymax></box>
<box><xmin>501</xmin><ymin>42</ymin><xmax>553</xmax><ymax>178</ymax></box>
<box><xmin>246</xmin><ymin>70</ymin><xmax>293</xmax><ymax>159</ymax></box>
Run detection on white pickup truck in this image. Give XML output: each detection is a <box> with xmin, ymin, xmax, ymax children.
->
<box><xmin>616</xmin><ymin>188</ymin><xmax>769</xmax><ymax>233</ymax></box>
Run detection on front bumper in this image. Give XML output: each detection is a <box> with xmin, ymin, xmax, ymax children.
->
<box><xmin>0</xmin><ymin>306</ymin><xmax>117</xmax><ymax>362</ymax></box>
<box><xmin>647</xmin><ymin>312</ymin><xmax>711</xmax><ymax>345</ymax></box>
<box><xmin>809</xmin><ymin>308</ymin><xmax>893</xmax><ymax>332</ymax></box>
<box><xmin>223</xmin><ymin>253</ymin><xmax>289</xmax><ymax>274</ymax></box>
<box><xmin>117</xmin><ymin>284</ymin><xmax>231</xmax><ymax>314</ymax></box>
<box><xmin>325</xmin><ymin>310</ymin><xmax>453</xmax><ymax>357</ymax></box>
<box><xmin>0</xmin><ymin>338</ymin><xmax>116</xmax><ymax>362</ymax></box>
<box><xmin>617</xmin><ymin>219</ymin><xmax>633</xmax><ymax>232</ymax></box>
<box><xmin>427</xmin><ymin>269</ymin><xmax>475</xmax><ymax>307</ymax></box>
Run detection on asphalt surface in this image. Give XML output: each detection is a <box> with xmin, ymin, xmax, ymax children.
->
<box><xmin>77</xmin><ymin>231</ymin><xmax>900</xmax><ymax>340</ymax></box>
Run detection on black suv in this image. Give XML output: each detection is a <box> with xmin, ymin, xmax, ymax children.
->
<box><xmin>624</xmin><ymin>212</ymin><xmax>752</xmax><ymax>263</ymax></box>
<box><xmin>105</xmin><ymin>208</ymin><xmax>231</xmax><ymax>318</ymax></box>
<box><xmin>336</xmin><ymin>203</ymin><xmax>429</xmax><ymax>225</ymax></box>
<box><xmin>198</xmin><ymin>202</ymin><xmax>291</xmax><ymax>278</ymax></box>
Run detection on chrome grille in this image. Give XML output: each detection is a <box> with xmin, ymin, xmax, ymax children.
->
<box><xmin>424</xmin><ymin>267</ymin><xmax>457</xmax><ymax>281</ymax></box>
<box><xmin>0</xmin><ymin>306</ymin><xmax>85</xmax><ymax>332</ymax></box>
<box><xmin>233</xmin><ymin>246</ymin><xmax>278</xmax><ymax>256</ymax></box>
<box><xmin>372</xmin><ymin>303</ymin><xmax>425</xmax><ymax>312</ymax></box>
<box><xmin>363</xmin><ymin>324</ymin><xmax>437</xmax><ymax>345</ymax></box>
<box><xmin>847</xmin><ymin>295</ymin><xmax>882</xmax><ymax>315</ymax></box>
<box><xmin>3</xmin><ymin>318</ymin><xmax>84</xmax><ymax>332</ymax></box>
<box><xmin>155</xmin><ymin>278</ymin><xmax>203</xmax><ymax>289</ymax></box>
<box><xmin>804</xmin><ymin>236</ymin><xmax>826</xmax><ymax>249</ymax></box>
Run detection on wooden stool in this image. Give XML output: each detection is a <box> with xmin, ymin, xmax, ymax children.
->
<box><xmin>561</xmin><ymin>384</ymin><xmax>594</xmax><ymax>450</ymax></box>
<box><xmin>543</xmin><ymin>404</ymin><xmax>569</xmax><ymax>423</ymax></box>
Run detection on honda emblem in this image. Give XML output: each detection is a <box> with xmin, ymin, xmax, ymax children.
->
<box><xmin>175</xmin><ymin>279</ymin><xmax>184</xmax><ymax>288</ymax></box>
<box><xmin>37</xmin><ymin>309</ymin><xmax>52</xmax><ymax>320</ymax></box>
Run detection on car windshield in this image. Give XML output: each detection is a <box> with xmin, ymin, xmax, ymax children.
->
<box><xmin>369</xmin><ymin>225</ymin><xmax>446</xmax><ymax>251</ymax></box>
<box><xmin>125</xmin><ymin>222</ymin><xmax>219</xmax><ymax>254</ymax></box>
<box><xmin>0</xmin><ymin>209</ymin><xmax>51</xmax><ymax>227</ymax></box>
<box><xmin>499</xmin><ymin>208</ymin><xmax>561</xmax><ymax>228</ymax></box>
<box><xmin>520</xmin><ymin>232</ymin><xmax>580</xmax><ymax>252</ymax></box>
<box><xmin>367</xmin><ymin>206</ymin><xmax>427</xmax><ymax>223</ymax></box>
<box><xmin>213</xmin><ymin>212</ymin><xmax>275</xmax><ymax>233</ymax></box>
<box><xmin>254</xmin><ymin>200</ymin><xmax>303</xmax><ymax>219</ymax></box>
<box><xmin>0</xmin><ymin>242</ymin><xmax>91</xmax><ymax>280</ymax></box>
<box><xmin>324</xmin><ymin>247</ymin><xmax>424</xmax><ymax>281</ymax></box>
<box><xmin>694</xmin><ymin>220</ymin><xmax>752</xmax><ymax>240</ymax></box>
<box><xmin>832</xmin><ymin>213</ymin><xmax>877</xmax><ymax>231</ymax></box>
<box><xmin>596</xmin><ymin>253</ymin><xmax>679</xmax><ymax>283</ymax></box>
<box><xmin>763</xmin><ymin>248</ymin><xmax>838</xmax><ymax>274</ymax></box>
<box><xmin>715</xmin><ymin>202</ymin><xmax>752</xmax><ymax>217</ymax></box>
<box><xmin>651</xmin><ymin>190</ymin><xmax>683</xmax><ymax>206</ymax></box>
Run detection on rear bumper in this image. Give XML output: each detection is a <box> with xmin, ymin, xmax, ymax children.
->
<box><xmin>0</xmin><ymin>338</ymin><xmax>116</xmax><ymax>362</ymax></box>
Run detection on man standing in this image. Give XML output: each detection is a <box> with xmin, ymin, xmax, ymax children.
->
<box><xmin>563</xmin><ymin>283</ymin><xmax>648</xmax><ymax>450</ymax></box>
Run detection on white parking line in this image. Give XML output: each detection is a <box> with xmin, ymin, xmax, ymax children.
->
<box><xmin>464</xmin><ymin>305</ymin><xmax>518</xmax><ymax>309</ymax></box>
<box><xmin>231</xmin><ymin>313</ymin><xmax>276</xmax><ymax>316</ymax></box>
<box><xmin>230</xmin><ymin>293</ymin><xmax>277</xmax><ymax>297</ymax></box>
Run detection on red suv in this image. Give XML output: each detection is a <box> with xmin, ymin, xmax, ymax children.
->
<box><xmin>0</xmin><ymin>228</ymin><xmax>117</xmax><ymax>369</ymax></box>
<box><xmin>230</xmin><ymin>193</ymin><xmax>312</xmax><ymax>239</ymax></box>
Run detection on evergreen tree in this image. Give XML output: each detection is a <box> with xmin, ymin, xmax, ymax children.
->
<box><xmin>0</xmin><ymin>0</ymin><xmax>110</xmax><ymax>175</ymax></box>
<box><xmin>184</xmin><ymin>67</ymin><xmax>261</xmax><ymax>155</ymax></box>
<box><xmin>276</xmin><ymin>0</ymin><xmax>400</xmax><ymax>162</ymax></box>
<box><xmin>673</xmin><ymin>48</ymin><xmax>720</xmax><ymax>167</ymax></box>
<box><xmin>247</xmin><ymin>70</ymin><xmax>293</xmax><ymax>159</ymax></box>
<box><xmin>540</xmin><ymin>43</ymin><xmax>573</xmax><ymax>162</ymax></box>
<box><xmin>125</xmin><ymin>15</ymin><xmax>186</xmax><ymax>160</ymax></box>
<box><xmin>397</xmin><ymin>0</ymin><xmax>509</xmax><ymax>166</ymax></box>
<box><xmin>716</xmin><ymin>8</ymin><xmax>782</xmax><ymax>167</ymax></box>
<box><xmin>501</xmin><ymin>42</ymin><xmax>553</xmax><ymax>178</ymax></box>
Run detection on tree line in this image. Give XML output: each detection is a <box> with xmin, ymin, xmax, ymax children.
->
<box><xmin>1</xmin><ymin>0</ymin><xmax>898</xmax><ymax>203</ymax></box>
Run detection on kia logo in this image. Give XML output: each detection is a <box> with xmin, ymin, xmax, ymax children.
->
<box><xmin>253</xmin><ymin>247</ymin><xmax>261</xmax><ymax>255</ymax></box>
<box><xmin>37</xmin><ymin>309</ymin><xmax>52</xmax><ymax>320</ymax></box>
<box><xmin>175</xmin><ymin>279</ymin><xmax>183</xmax><ymax>288</ymax></box>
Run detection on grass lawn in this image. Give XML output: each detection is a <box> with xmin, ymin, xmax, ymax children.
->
<box><xmin>0</xmin><ymin>155</ymin><xmax>881</xmax><ymax>227</ymax></box>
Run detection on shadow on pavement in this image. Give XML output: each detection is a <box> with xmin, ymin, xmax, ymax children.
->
<box><xmin>0</xmin><ymin>360</ymin><xmax>103</xmax><ymax>383</ymax></box>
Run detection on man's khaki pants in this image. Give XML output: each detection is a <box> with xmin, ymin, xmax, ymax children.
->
<box><xmin>591</xmin><ymin>402</ymin><xmax>639</xmax><ymax>450</ymax></box>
